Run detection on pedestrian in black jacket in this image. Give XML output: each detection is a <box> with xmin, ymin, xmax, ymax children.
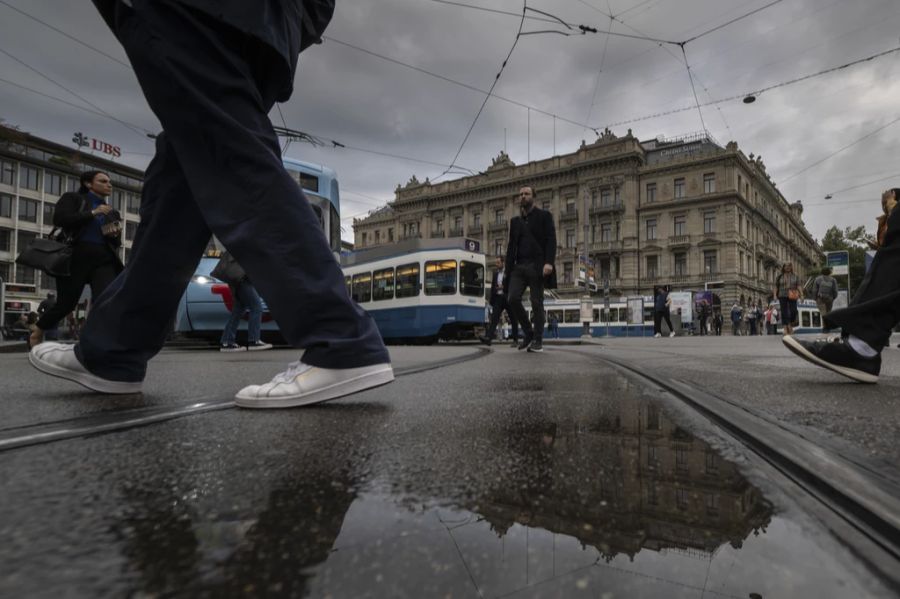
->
<box><xmin>31</xmin><ymin>170</ymin><xmax>122</xmax><ymax>347</ymax></box>
<box><xmin>504</xmin><ymin>186</ymin><xmax>557</xmax><ymax>353</ymax></box>
<box><xmin>479</xmin><ymin>256</ymin><xmax>518</xmax><ymax>346</ymax></box>
<box><xmin>30</xmin><ymin>0</ymin><xmax>392</xmax><ymax>407</ymax></box>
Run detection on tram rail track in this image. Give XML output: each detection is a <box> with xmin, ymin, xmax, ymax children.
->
<box><xmin>0</xmin><ymin>347</ymin><xmax>489</xmax><ymax>453</ymax></box>
<box><xmin>561</xmin><ymin>346</ymin><xmax>900</xmax><ymax>590</ymax></box>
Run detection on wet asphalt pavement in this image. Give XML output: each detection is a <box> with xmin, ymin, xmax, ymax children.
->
<box><xmin>0</xmin><ymin>342</ymin><xmax>897</xmax><ymax>598</ymax></box>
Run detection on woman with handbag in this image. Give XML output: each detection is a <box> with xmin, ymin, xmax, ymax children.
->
<box><xmin>30</xmin><ymin>171</ymin><xmax>123</xmax><ymax>347</ymax></box>
<box><xmin>773</xmin><ymin>262</ymin><xmax>802</xmax><ymax>335</ymax></box>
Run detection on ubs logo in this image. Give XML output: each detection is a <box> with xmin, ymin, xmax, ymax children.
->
<box><xmin>73</xmin><ymin>132</ymin><xmax>122</xmax><ymax>158</ymax></box>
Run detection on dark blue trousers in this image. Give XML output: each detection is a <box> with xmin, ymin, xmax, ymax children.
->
<box><xmin>79</xmin><ymin>1</ymin><xmax>388</xmax><ymax>382</ymax></box>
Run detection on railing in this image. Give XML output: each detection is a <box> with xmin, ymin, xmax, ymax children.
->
<box><xmin>430</xmin><ymin>230</ymin><xmax>445</xmax><ymax>239</ymax></box>
<box><xmin>399</xmin><ymin>232</ymin><xmax>422</xmax><ymax>241</ymax></box>
<box><xmin>559</xmin><ymin>208</ymin><xmax>579</xmax><ymax>221</ymax></box>
<box><xmin>466</xmin><ymin>224</ymin><xmax>483</xmax><ymax>236</ymax></box>
<box><xmin>701</xmin><ymin>231</ymin><xmax>719</xmax><ymax>240</ymax></box>
<box><xmin>589</xmin><ymin>240</ymin><xmax>624</xmax><ymax>253</ymax></box>
<box><xmin>589</xmin><ymin>201</ymin><xmax>625</xmax><ymax>216</ymax></box>
<box><xmin>447</xmin><ymin>227</ymin><xmax>464</xmax><ymax>237</ymax></box>
<box><xmin>670</xmin><ymin>274</ymin><xmax>692</xmax><ymax>283</ymax></box>
<box><xmin>488</xmin><ymin>220</ymin><xmax>507</xmax><ymax>232</ymax></box>
<box><xmin>668</xmin><ymin>235</ymin><xmax>691</xmax><ymax>246</ymax></box>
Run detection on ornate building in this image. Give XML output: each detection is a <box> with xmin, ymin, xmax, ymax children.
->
<box><xmin>353</xmin><ymin>130</ymin><xmax>822</xmax><ymax>304</ymax></box>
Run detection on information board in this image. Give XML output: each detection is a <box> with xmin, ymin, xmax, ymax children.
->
<box><xmin>825</xmin><ymin>251</ymin><xmax>849</xmax><ymax>276</ymax></box>
<box><xmin>626</xmin><ymin>297</ymin><xmax>644</xmax><ymax>325</ymax></box>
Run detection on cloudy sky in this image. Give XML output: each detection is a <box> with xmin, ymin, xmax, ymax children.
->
<box><xmin>1</xmin><ymin>0</ymin><xmax>898</xmax><ymax>241</ymax></box>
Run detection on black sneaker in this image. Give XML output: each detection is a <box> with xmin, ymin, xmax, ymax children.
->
<box><xmin>782</xmin><ymin>335</ymin><xmax>880</xmax><ymax>383</ymax></box>
<box><xmin>478</xmin><ymin>335</ymin><xmax>492</xmax><ymax>347</ymax></box>
<box><xmin>527</xmin><ymin>340</ymin><xmax>544</xmax><ymax>353</ymax></box>
<box><xmin>220</xmin><ymin>344</ymin><xmax>247</xmax><ymax>353</ymax></box>
<box><xmin>517</xmin><ymin>333</ymin><xmax>534</xmax><ymax>351</ymax></box>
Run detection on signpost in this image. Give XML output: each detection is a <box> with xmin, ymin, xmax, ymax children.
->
<box><xmin>825</xmin><ymin>250</ymin><xmax>852</xmax><ymax>302</ymax></box>
<box><xmin>603</xmin><ymin>277</ymin><xmax>611</xmax><ymax>338</ymax></box>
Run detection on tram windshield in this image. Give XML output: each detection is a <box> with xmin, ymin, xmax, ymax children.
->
<box><xmin>459</xmin><ymin>260</ymin><xmax>484</xmax><ymax>297</ymax></box>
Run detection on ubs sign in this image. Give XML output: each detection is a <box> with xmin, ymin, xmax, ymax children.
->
<box><xmin>72</xmin><ymin>132</ymin><xmax>122</xmax><ymax>158</ymax></box>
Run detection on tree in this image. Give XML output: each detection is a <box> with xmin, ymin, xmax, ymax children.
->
<box><xmin>820</xmin><ymin>225</ymin><xmax>869</xmax><ymax>293</ymax></box>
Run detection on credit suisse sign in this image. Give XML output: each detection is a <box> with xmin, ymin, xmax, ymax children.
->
<box><xmin>72</xmin><ymin>132</ymin><xmax>122</xmax><ymax>158</ymax></box>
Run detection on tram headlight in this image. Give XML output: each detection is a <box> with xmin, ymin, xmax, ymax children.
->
<box><xmin>192</xmin><ymin>275</ymin><xmax>213</xmax><ymax>285</ymax></box>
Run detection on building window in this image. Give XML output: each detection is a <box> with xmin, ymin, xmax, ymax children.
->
<box><xmin>374</xmin><ymin>230</ymin><xmax>380</xmax><ymax>243</ymax></box>
<box><xmin>646</xmin><ymin>255</ymin><xmax>658</xmax><ymax>279</ymax></box>
<box><xmin>0</xmin><ymin>227</ymin><xmax>11</xmax><ymax>252</ymax></box>
<box><xmin>20</xmin><ymin>165</ymin><xmax>39</xmax><ymax>191</ymax></box>
<box><xmin>494</xmin><ymin>208</ymin><xmax>505</xmax><ymax>224</ymax></box>
<box><xmin>0</xmin><ymin>160</ymin><xmax>15</xmax><ymax>186</ymax></box>
<box><xmin>703</xmin><ymin>211</ymin><xmax>716</xmax><ymax>233</ymax></box>
<box><xmin>647</xmin><ymin>445</ymin><xmax>659</xmax><ymax>469</ymax></box>
<box><xmin>563</xmin><ymin>262</ymin><xmax>573</xmax><ymax>284</ymax></box>
<box><xmin>565</xmin><ymin>198</ymin><xmax>576</xmax><ymax>213</ymax></box>
<box><xmin>494</xmin><ymin>238</ymin><xmax>504</xmax><ymax>256</ymax></box>
<box><xmin>44</xmin><ymin>172</ymin><xmax>64</xmax><ymax>196</ymax></box>
<box><xmin>66</xmin><ymin>177</ymin><xmax>79</xmax><ymax>193</ymax></box>
<box><xmin>739</xmin><ymin>251</ymin><xmax>744</xmax><ymax>274</ymax></box>
<box><xmin>648</xmin><ymin>482</ymin><xmax>658</xmax><ymax>505</ymax></box>
<box><xmin>705</xmin><ymin>451</ymin><xmax>718</xmax><ymax>474</ymax></box>
<box><xmin>705</xmin><ymin>493</ymin><xmax>720</xmax><ymax>515</ymax></box>
<box><xmin>647</xmin><ymin>405</ymin><xmax>660</xmax><ymax>429</ymax></box>
<box><xmin>676</xmin><ymin>488</ymin><xmax>689</xmax><ymax>510</ymax></box>
<box><xmin>646</xmin><ymin>182</ymin><xmax>657</xmax><ymax>203</ymax></box>
<box><xmin>453</xmin><ymin>215</ymin><xmax>462</xmax><ymax>230</ymax></box>
<box><xmin>676</xmin><ymin>446</ymin><xmax>688</xmax><ymax>472</ymax></box>
<box><xmin>472</xmin><ymin>213</ymin><xmax>481</xmax><ymax>227</ymax></box>
<box><xmin>0</xmin><ymin>261</ymin><xmax>10</xmax><ymax>283</ymax></box>
<box><xmin>0</xmin><ymin>193</ymin><xmax>12</xmax><ymax>218</ymax></box>
<box><xmin>434</xmin><ymin>218</ymin><xmax>443</xmax><ymax>234</ymax></box>
<box><xmin>600</xmin><ymin>189</ymin><xmax>611</xmax><ymax>207</ymax></box>
<box><xmin>388</xmin><ymin>228</ymin><xmax>394</xmax><ymax>242</ymax></box>
<box><xmin>673</xmin><ymin>215</ymin><xmax>686</xmax><ymax>236</ymax></box>
<box><xmin>599</xmin><ymin>257</ymin><xmax>611</xmax><ymax>280</ymax></box>
<box><xmin>112</xmin><ymin>190</ymin><xmax>125</xmax><ymax>213</ymax></box>
<box><xmin>600</xmin><ymin>222</ymin><xmax>611</xmax><ymax>242</ymax></box>
<box><xmin>674</xmin><ymin>252</ymin><xmax>687</xmax><ymax>276</ymax></box>
<box><xmin>42</xmin><ymin>202</ymin><xmax>54</xmax><ymax>227</ymax></box>
<box><xmin>566</xmin><ymin>229</ymin><xmax>576</xmax><ymax>248</ymax></box>
<box><xmin>674</xmin><ymin>178</ymin><xmax>685</xmax><ymax>199</ymax></box>
<box><xmin>703</xmin><ymin>250</ymin><xmax>717</xmax><ymax>275</ymax></box>
<box><xmin>703</xmin><ymin>173</ymin><xmax>716</xmax><ymax>194</ymax></box>
<box><xmin>16</xmin><ymin>264</ymin><xmax>36</xmax><ymax>285</ymax></box>
<box><xmin>126</xmin><ymin>193</ymin><xmax>141</xmax><ymax>215</ymax></box>
<box><xmin>18</xmin><ymin>198</ymin><xmax>38</xmax><ymax>222</ymax></box>
<box><xmin>737</xmin><ymin>174</ymin><xmax>743</xmax><ymax>195</ymax></box>
<box><xmin>615</xmin><ymin>187</ymin><xmax>621</xmax><ymax>203</ymax></box>
<box><xmin>646</xmin><ymin>218</ymin><xmax>657</xmax><ymax>240</ymax></box>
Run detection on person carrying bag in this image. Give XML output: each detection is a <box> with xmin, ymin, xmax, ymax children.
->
<box><xmin>28</xmin><ymin>170</ymin><xmax>123</xmax><ymax>348</ymax></box>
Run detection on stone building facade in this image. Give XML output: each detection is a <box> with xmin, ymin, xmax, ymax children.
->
<box><xmin>353</xmin><ymin>130</ymin><xmax>822</xmax><ymax>304</ymax></box>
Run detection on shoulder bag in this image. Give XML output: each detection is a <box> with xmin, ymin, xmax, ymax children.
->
<box><xmin>15</xmin><ymin>227</ymin><xmax>76</xmax><ymax>278</ymax></box>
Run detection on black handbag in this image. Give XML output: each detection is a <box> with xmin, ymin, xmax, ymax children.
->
<box><xmin>15</xmin><ymin>228</ymin><xmax>75</xmax><ymax>278</ymax></box>
<box><xmin>210</xmin><ymin>251</ymin><xmax>247</xmax><ymax>285</ymax></box>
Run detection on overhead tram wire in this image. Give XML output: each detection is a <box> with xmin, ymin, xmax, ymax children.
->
<box><xmin>0</xmin><ymin>47</ymin><xmax>150</xmax><ymax>140</ymax></box>
<box><xmin>0</xmin><ymin>0</ymin><xmax>131</xmax><ymax>69</ymax></box>
<box><xmin>323</xmin><ymin>36</ymin><xmax>598</xmax><ymax>134</ymax></box>
<box><xmin>582</xmin><ymin>0</ymin><xmax>615</xmax><ymax>136</ymax></box>
<box><xmin>681</xmin><ymin>0</ymin><xmax>784</xmax><ymax>44</ymax></box>
<box><xmin>436</xmin><ymin>2</ymin><xmax>527</xmax><ymax>180</ymax></box>
<box><xmin>779</xmin><ymin>114</ymin><xmax>900</xmax><ymax>185</ymax></box>
<box><xmin>679</xmin><ymin>44</ymin><xmax>708</xmax><ymax>135</ymax></box>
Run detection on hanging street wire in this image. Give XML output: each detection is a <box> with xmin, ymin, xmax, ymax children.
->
<box><xmin>0</xmin><ymin>47</ymin><xmax>149</xmax><ymax>140</ymax></box>
<box><xmin>682</xmin><ymin>0</ymin><xmax>784</xmax><ymax>44</ymax></box>
<box><xmin>779</xmin><ymin>114</ymin><xmax>900</xmax><ymax>185</ymax></box>
<box><xmin>800</xmin><ymin>171</ymin><xmax>900</xmax><ymax>207</ymax></box>
<box><xmin>680</xmin><ymin>44</ymin><xmax>708</xmax><ymax>135</ymax></box>
<box><xmin>0</xmin><ymin>0</ymin><xmax>131</xmax><ymax>69</ymax></box>
<box><xmin>323</xmin><ymin>37</ymin><xmax>596</xmax><ymax>133</ymax></box>
<box><xmin>437</xmin><ymin>1</ymin><xmax>527</xmax><ymax>180</ymax></box>
<box><xmin>583</xmin><ymin>1</ymin><xmax>614</xmax><ymax>135</ymax></box>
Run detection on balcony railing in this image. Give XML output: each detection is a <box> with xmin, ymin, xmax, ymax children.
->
<box><xmin>589</xmin><ymin>201</ymin><xmax>625</xmax><ymax>216</ymax></box>
<box><xmin>559</xmin><ymin>208</ymin><xmax>579</xmax><ymax>221</ymax></box>
<box><xmin>448</xmin><ymin>227</ymin><xmax>464</xmax><ymax>237</ymax></box>
<box><xmin>467</xmin><ymin>224</ymin><xmax>483</xmax><ymax>236</ymax></box>
<box><xmin>589</xmin><ymin>240</ymin><xmax>624</xmax><ymax>253</ymax></box>
<box><xmin>399</xmin><ymin>232</ymin><xmax>422</xmax><ymax>241</ymax></box>
<box><xmin>488</xmin><ymin>220</ymin><xmax>507</xmax><ymax>232</ymax></box>
<box><xmin>668</xmin><ymin>234</ymin><xmax>691</xmax><ymax>246</ymax></box>
<box><xmin>430</xmin><ymin>230</ymin><xmax>445</xmax><ymax>239</ymax></box>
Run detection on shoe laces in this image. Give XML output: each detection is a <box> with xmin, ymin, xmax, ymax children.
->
<box><xmin>271</xmin><ymin>360</ymin><xmax>312</xmax><ymax>384</ymax></box>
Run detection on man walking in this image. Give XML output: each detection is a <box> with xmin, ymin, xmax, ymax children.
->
<box><xmin>29</xmin><ymin>0</ymin><xmax>393</xmax><ymax>407</ymax></box>
<box><xmin>480</xmin><ymin>256</ymin><xmax>518</xmax><ymax>347</ymax></box>
<box><xmin>813</xmin><ymin>266</ymin><xmax>838</xmax><ymax>320</ymax></box>
<box><xmin>783</xmin><ymin>188</ymin><xmax>900</xmax><ymax>383</ymax></box>
<box><xmin>504</xmin><ymin>186</ymin><xmax>556</xmax><ymax>353</ymax></box>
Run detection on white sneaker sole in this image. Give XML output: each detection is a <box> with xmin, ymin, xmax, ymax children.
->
<box><xmin>234</xmin><ymin>365</ymin><xmax>395</xmax><ymax>408</ymax></box>
<box><xmin>246</xmin><ymin>345</ymin><xmax>273</xmax><ymax>352</ymax></box>
<box><xmin>782</xmin><ymin>335</ymin><xmax>878</xmax><ymax>384</ymax></box>
<box><xmin>28</xmin><ymin>349</ymin><xmax>143</xmax><ymax>394</ymax></box>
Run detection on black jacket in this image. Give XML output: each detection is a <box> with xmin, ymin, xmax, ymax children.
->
<box><xmin>93</xmin><ymin>0</ymin><xmax>335</xmax><ymax>103</ymax></box>
<box><xmin>489</xmin><ymin>268</ymin><xmax>506</xmax><ymax>304</ymax></box>
<box><xmin>505</xmin><ymin>207</ymin><xmax>558</xmax><ymax>290</ymax></box>
<box><xmin>53</xmin><ymin>192</ymin><xmax>124</xmax><ymax>267</ymax></box>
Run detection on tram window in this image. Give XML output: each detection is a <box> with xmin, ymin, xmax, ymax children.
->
<box><xmin>425</xmin><ymin>260</ymin><xmax>457</xmax><ymax>295</ymax></box>
<box><xmin>593</xmin><ymin>309</ymin><xmax>600</xmax><ymax>323</ymax></box>
<box><xmin>812</xmin><ymin>311</ymin><xmax>821</xmax><ymax>327</ymax></box>
<box><xmin>372</xmin><ymin>268</ymin><xmax>394</xmax><ymax>301</ymax></box>
<box><xmin>344</xmin><ymin>276</ymin><xmax>352</xmax><ymax>297</ymax></box>
<box><xmin>352</xmin><ymin>272</ymin><xmax>372</xmax><ymax>303</ymax></box>
<box><xmin>801</xmin><ymin>311</ymin><xmax>811</xmax><ymax>328</ymax></box>
<box><xmin>459</xmin><ymin>261</ymin><xmax>484</xmax><ymax>297</ymax></box>
<box><xmin>548</xmin><ymin>310</ymin><xmax>563</xmax><ymax>326</ymax></box>
<box><xmin>564</xmin><ymin>310</ymin><xmax>580</xmax><ymax>324</ymax></box>
<box><xmin>395</xmin><ymin>263</ymin><xmax>420</xmax><ymax>298</ymax></box>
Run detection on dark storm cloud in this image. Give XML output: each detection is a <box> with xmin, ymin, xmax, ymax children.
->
<box><xmin>1</xmin><ymin>0</ymin><xmax>899</xmax><ymax>238</ymax></box>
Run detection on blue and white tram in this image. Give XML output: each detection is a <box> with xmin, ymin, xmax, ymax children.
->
<box><xmin>522</xmin><ymin>298</ymin><xmax>656</xmax><ymax>338</ymax></box>
<box><xmin>341</xmin><ymin>238</ymin><xmax>486</xmax><ymax>343</ymax></box>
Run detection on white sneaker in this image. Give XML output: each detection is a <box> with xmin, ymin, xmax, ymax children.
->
<box><xmin>654</xmin><ymin>333</ymin><xmax>661</xmax><ymax>338</ymax></box>
<box><xmin>247</xmin><ymin>341</ymin><xmax>273</xmax><ymax>351</ymax></box>
<box><xmin>669</xmin><ymin>331</ymin><xmax>676</xmax><ymax>337</ymax></box>
<box><xmin>29</xmin><ymin>342</ymin><xmax>143</xmax><ymax>394</ymax></box>
<box><xmin>235</xmin><ymin>360</ymin><xmax>394</xmax><ymax>408</ymax></box>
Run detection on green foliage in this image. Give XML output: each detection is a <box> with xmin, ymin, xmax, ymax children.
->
<box><xmin>819</xmin><ymin>225</ymin><xmax>869</xmax><ymax>292</ymax></box>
